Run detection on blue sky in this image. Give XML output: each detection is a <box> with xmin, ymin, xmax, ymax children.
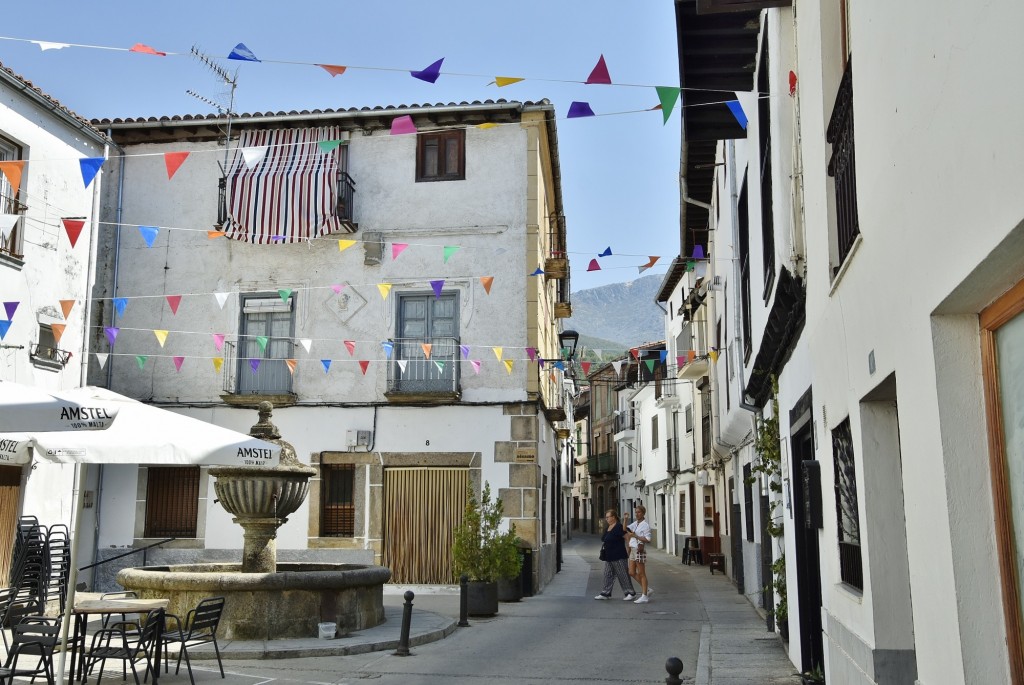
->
<box><xmin>0</xmin><ymin>0</ymin><xmax>682</xmax><ymax>291</ymax></box>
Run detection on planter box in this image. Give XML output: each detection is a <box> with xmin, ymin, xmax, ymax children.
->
<box><xmin>467</xmin><ymin>580</ymin><xmax>499</xmax><ymax>616</ymax></box>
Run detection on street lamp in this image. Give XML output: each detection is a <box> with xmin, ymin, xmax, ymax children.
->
<box><xmin>558</xmin><ymin>329</ymin><xmax>579</xmax><ymax>361</ymax></box>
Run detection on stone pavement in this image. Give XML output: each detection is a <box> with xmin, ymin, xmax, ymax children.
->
<box><xmin>42</xmin><ymin>535</ymin><xmax>799</xmax><ymax>683</ymax></box>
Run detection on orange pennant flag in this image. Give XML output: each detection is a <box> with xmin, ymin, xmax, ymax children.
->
<box><xmin>207</xmin><ymin>230</ymin><xmax>226</xmax><ymax>239</ymax></box>
<box><xmin>318</xmin><ymin>64</ymin><xmax>348</xmax><ymax>77</ymax></box>
<box><xmin>129</xmin><ymin>43</ymin><xmax>166</xmax><ymax>56</ymax></box>
<box><xmin>59</xmin><ymin>299</ymin><xmax>75</xmax><ymax>319</ymax></box>
<box><xmin>50</xmin><ymin>323</ymin><xmax>66</xmax><ymax>344</ymax></box>
<box><xmin>480</xmin><ymin>276</ymin><xmax>494</xmax><ymax>294</ymax></box>
<box><xmin>0</xmin><ymin>161</ymin><xmax>25</xmax><ymax>198</ymax></box>
<box><xmin>164</xmin><ymin>152</ymin><xmax>189</xmax><ymax>179</ymax></box>
<box><xmin>286</xmin><ymin>359</ymin><xmax>297</xmax><ymax>375</ymax></box>
<box><xmin>421</xmin><ymin>343</ymin><xmax>432</xmax><ymax>359</ymax></box>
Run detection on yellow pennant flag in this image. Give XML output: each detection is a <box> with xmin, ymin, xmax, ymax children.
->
<box><xmin>286</xmin><ymin>358</ymin><xmax>297</xmax><ymax>375</ymax></box>
<box><xmin>207</xmin><ymin>230</ymin><xmax>226</xmax><ymax>239</ymax></box>
<box><xmin>377</xmin><ymin>283</ymin><xmax>392</xmax><ymax>300</ymax></box>
<box><xmin>153</xmin><ymin>329</ymin><xmax>169</xmax><ymax>347</ymax></box>
<box><xmin>708</xmin><ymin>350</ymin><xmax>719</xmax><ymax>363</ymax></box>
<box><xmin>212</xmin><ymin>357</ymin><xmax>224</xmax><ymax>373</ymax></box>
<box><xmin>50</xmin><ymin>323</ymin><xmax>66</xmax><ymax>344</ymax></box>
<box><xmin>503</xmin><ymin>359</ymin><xmax>514</xmax><ymax>375</ymax></box>
<box><xmin>477</xmin><ymin>123</ymin><xmax>499</xmax><ymax>130</ymax></box>
<box><xmin>492</xmin><ymin>346</ymin><xmax>503</xmax><ymax>361</ymax></box>
<box><xmin>421</xmin><ymin>343</ymin><xmax>432</xmax><ymax>359</ymax></box>
<box><xmin>338</xmin><ymin>239</ymin><xmax>356</xmax><ymax>252</ymax></box>
<box><xmin>495</xmin><ymin>76</ymin><xmax>524</xmax><ymax>87</ymax></box>
<box><xmin>59</xmin><ymin>299</ymin><xmax>75</xmax><ymax>319</ymax></box>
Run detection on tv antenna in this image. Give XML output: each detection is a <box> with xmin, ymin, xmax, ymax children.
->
<box><xmin>188</xmin><ymin>46</ymin><xmax>239</xmax><ymax>228</ymax></box>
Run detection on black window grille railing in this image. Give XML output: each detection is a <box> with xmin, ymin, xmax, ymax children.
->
<box><xmin>321</xmin><ymin>464</ymin><xmax>356</xmax><ymax>537</ymax></box>
<box><xmin>386</xmin><ymin>337</ymin><xmax>461</xmax><ymax>395</ymax></box>
<box><xmin>838</xmin><ymin>541</ymin><xmax>863</xmax><ymax>591</ymax></box>
<box><xmin>832</xmin><ymin>417</ymin><xmax>863</xmax><ymax>590</ymax></box>
<box><xmin>144</xmin><ymin>467</ymin><xmax>200</xmax><ymax>538</ymax></box>
<box><xmin>613</xmin><ymin>410</ymin><xmax>635</xmax><ymax>434</ymax></box>
<box><xmin>827</xmin><ymin>59</ymin><xmax>860</xmax><ymax>269</ymax></box>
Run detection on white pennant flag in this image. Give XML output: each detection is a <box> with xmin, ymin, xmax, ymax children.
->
<box><xmin>612</xmin><ymin>360</ymin><xmax>624</xmax><ymax>377</ymax></box>
<box><xmin>695</xmin><ymin>261</ymin><xmax>708</xmax><ymax>279</ymax></box>
<box><xmin>95</xmin><ymin>352</ymin><xmax>109</xmax><ymax>369</ymax></box>
<box><xmin>299</xmin><ymin>339</ymin><xmax>312</xmax><ymax>353</ymax></box>
<box><xmin>241</xmin><ymin>146</ymin><xmax>269</xmax><ymax>169</ymax></box>
<box><xmin>396</xmin><ymin>360</ymin><xmax>408</xmax><ymax>375</ymax></box>
<box><xmin>0</xmin><ymin>214</ymin><xmax>18</xmax><ymax>241</ymax></box>
<box><xmin>214</xmin><ymin>292</ymin><xmax>231</xmax><ymax>309</ymax></box>
<box><xmin>33</xmin><ymin>41</ymin><xmax>71</xmax><ymax>51</ymax></box>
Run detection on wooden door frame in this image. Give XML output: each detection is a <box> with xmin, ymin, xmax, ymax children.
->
<box><xmin>980</xmin><ymin>278</ymin><xmax>1024</xmax><ymax>684</ymax></box>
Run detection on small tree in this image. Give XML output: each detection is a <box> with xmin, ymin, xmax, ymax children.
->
<box><xmin>749</xmin><ymin>377</ymin><xmax>786</xmax><ymax>630</ymax></box>
<box><xmin>452</xmin><ymin>482</ymin><xmax>521</xmax><ymax>582</ymax></box>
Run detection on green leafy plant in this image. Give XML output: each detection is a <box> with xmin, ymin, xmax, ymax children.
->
<box><xmin>748</xmin><ymin>377</ymin><xmax>787</xmax><ymax>628</ymax></box>
<box><xmin>452</xmin><ymin>482</ymin><xmax>522</xmax><ymax>582</ymax></box>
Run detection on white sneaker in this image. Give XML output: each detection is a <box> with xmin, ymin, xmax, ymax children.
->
<box><xmin>646</xmin><ymin>587</ymin><xmax>654</xmax><ymax>596</ymax></box>
<box><xmin>622</xmin><ymin>593</ymin><xmax>636</xmax><ymax>601</ymax></box>
<box><xmin>594</xmin><ymin>594</ymin><xmax>610</xmax><ymax>600</ymax></box>
<box><xmin>634</xmin><ymin>594</ymin><xmax>649</xmax><ymax>604</ymax></box>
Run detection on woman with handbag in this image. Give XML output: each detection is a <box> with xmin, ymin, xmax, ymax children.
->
<box><xmin>595</xmin><ymin>509</ymin><xmax>636</xmax><ymax>600</ymax></box>
<box><xmin>626</xmin><ymin>505</ymin><xmax>653</xmax><ymax>603</ymax></box>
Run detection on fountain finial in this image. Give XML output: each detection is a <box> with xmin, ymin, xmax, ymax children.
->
<box><xmin>249</xmin><ymin>400</ymin><xmax>281</xmax><ymax>440</ymax></box>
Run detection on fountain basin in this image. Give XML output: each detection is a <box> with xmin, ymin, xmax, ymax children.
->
<box><xmin>118</xmin><ymin>563</ymin><xmax>391</xmax><ymax>640</ymax></box>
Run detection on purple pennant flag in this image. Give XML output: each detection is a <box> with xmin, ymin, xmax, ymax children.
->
<box><xmin>321</xmin><ymin>359</ymin><xmax>332</xmax><ymax>373</ymax></box>
<box><xmin>430</xmin><ymin>279</ymin><xmax>445</xmax><ymax>299</ymax></box>
<box><xmin>249</xmin><ymin>359</ymin><xmax>261</xmax><ymax>373</ymax></box>
<box><xmin>0</xmin><ymin>320</ymin><xmax>10</xmax><ymax>340</ymax></box>
<box><xmin>460</xmin><ymin>345</ymin><xmax>470</xmax><ymax>359</ymax></box>
<box><xmin>526</xmin><ymin>347</ymin><xmax>537</xmax><ymax>362</ymax></box>
<box><xmin>411</xmin><ymin>57</ymin><xmax>444</xmax><ymax>83</ymax></box>
<box><xmin>104</xmin><ymin>327</ymin><xmax>119</xmax><ymax>346</ymax></box>
<box><xmin>692</xmin><ymin>244</ymin><xmax>705</xmax><ymax>260</ymax></box>
<box><xmin>79</xmin><ymin>157</ymin><xmax>104</xmax><ymax>188</ymax></box>
<box><xmin>228</xmin><ymin>43</ymin><xmax>260</xmax><ymax>62</ymax></box>
<box><xmin>567</xmin><ymin>101</ymin><xmax>595</xmax><ymax>118</ymax></box>
<box><xmin>3</xmin><ymin>301</ymin><xmax>17</xmax><ymax>320</ymax></box>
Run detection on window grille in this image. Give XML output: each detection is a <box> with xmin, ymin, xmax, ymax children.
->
<box><xmin>832</xmin><ymin>417</ymin><xmax>863</xmax><ymax>590</ymax></box>
<box><xmin>321</xmin><ymin>464</ymin><xmax>356</xmax><ymax>537</ymax></box>
<box><xmin>144</xmin><ymin>467</ymin><xmax>200</xmax><ymax>538</ymax></box>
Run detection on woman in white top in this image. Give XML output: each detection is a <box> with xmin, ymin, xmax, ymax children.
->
<box><xmin>625</xmin><ymin>505</ymin><xmax>653</xmax><ymax>603</ymax></box>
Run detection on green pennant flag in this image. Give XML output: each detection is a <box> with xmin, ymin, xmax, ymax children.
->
<box><xmin>135</xmin><ymin>355</ymin><xmax>148</xmax><ymax>370</ymax></box>
<box><xmin>443</xmin><ymin>246</ymin><xmax>460</xmax><ymax>263</ymax></box>
<box><xmin>278</xmin><ymin>288</ymin><xmax>292</xmax><ymax>303</ymax></box>
<box><xmin>644</xmin><ymin>359</ymin><xmax>657</xmax><ymax>374</ymax></box>
<box><xmin>656</xmin><ymin>86</ymin><xmax>681</xmax><ymax>125</ymax></box>
<box><xmin>434</xmin><ymin>360</ymin><xmax>445</xmax><ymax>373</ymax></box>
<box><xmin>686</xmin><ymin>260</ymin><xmax>696</xmax><ymax>272</ymax></box>
<box><xmin>317</xmin><ymin>140</ymin><xmax>346</xmax><ymax>153</ymax></box>
<box><xmin>256</xmin><ymin>336</ymin><xmax>269</xmax><ymax>353</ymax></box>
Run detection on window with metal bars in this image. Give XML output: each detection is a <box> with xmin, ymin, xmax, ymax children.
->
<box><xmin>757</xmin><ymin>38</ymin><xmax>776</xmax><ymax>301</ymax></box>
<box><xmin>144</xmin><ymin>467</ymin><xmax>199</xmax><ymax>538</ymax></box>
<box><xmin>832</xmin><ymin>417</ymin><xmax>863</xmax><ymax>590</ymax></box>
<box><xmin>743</xmin><ymin>463</ymin><xmax>754</xmax><ymax>542</ymax></box>
<box><xmin>321</xmin><ymin>464</ymin><xmax>356</xmax><ymax>537</ymax></box>
<box><xmin>827</xmin><ymin>59</ymin><xmax>860</xmax><ymax>273</ymax></box>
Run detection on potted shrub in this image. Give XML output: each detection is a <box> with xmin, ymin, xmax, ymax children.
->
<box><xmin>452</xmin><ymin>482</ymin><xmax>520</xmax><ymax>615</ymax></box>
<box><xmin>496</xmin><ymin>537</ymin><xmax>525</xmax><ymax>602</ymax></box>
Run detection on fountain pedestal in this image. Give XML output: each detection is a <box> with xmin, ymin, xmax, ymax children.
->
<box><xmin>238</xmin><ymin>517</ymin><xmax>280</xmax><ymax>573</ymax></box>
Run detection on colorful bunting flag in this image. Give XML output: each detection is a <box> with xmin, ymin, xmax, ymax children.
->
<box><xmin>241</xmin><ymin>147</ymin><xmax>268</xmax><ymax>168</ymax></box>
<box><xmin>693</xmin><ymin>245</ymin><xmax>705</xmax><ymax>260</ymax></box>
<box><xmin>299</xmin><ymin>339</ymin><xmax>312</xmax><ymax>353</ymax></box>
<box><xmin>567</xmin><ymin>101</ymin><xmax>596</xmax><ymax>118</ymax></box>
<box><xmin>317</xmin><ymin>140</ymin><xmax>345</xmax><ymax>154</ymax></box>
<box><xmin>430</xmin><ymin>280</ymin><xmax>444</xmax><ymax>299</ymax></box>
<box><xmin>136</xmin><ymin>355</ymin><xmax>148</xmax><ymax>370</ymax></box>
<box><xmin>789</xmin><ymin>71</ymin><xmax>798</xmax><ymax>96</ymax></box>
<box><xmin>344</xmin><ymin>340</ymin><xmax>356</xmax><ymax>356</ymax></box>
<box><xmin>213</xmin><ymin>357</ymin><xmax>224</xmax><ymax>373</ymax></box>
<box><xmin>318</xmin><ymin>64</ymin><xmax>348</xmax><ymax>77</ymax></box>
<box><xmin>492</xmin><ymin>347</ymin><xmax>503</xmax><ymax>361</ymax></box>
<box><xmin>494</xmin><ymin>76</ymin><xmax>524</xmax><ymax>87</ymax></box>
<box><xmin>50</xmin><ymin>323</ymin><xmax>65</xmax><ymax>344</ymax></box>
<box><xmin>338</xmin><ymin>239</ymin><xmax>356</xmax><ymax>252</ymax></box>
<box><xmin>249</xmin><ymin>359</ymin><xmax>261</xmax><ymax>373</ymax></box>
<box><xmin>286</xmin><ymin>358</ymin><xmax>297</xmax><ymax>374</ymax></box>
<box><xmin>129</xmin><ymin>43</ymin><xmax>166</xmax><ymax>56</ymax></box>
<box><xmin>598</xmin><ymin>247</ymin><xmax>612</xmax><ymax>257</ymax></box>
<box><xmin>212</xmin><ymin>333</ymin><xmax>226</xmax><ymax>351</ymax></box>
<box><xmin>359</xmin><ymin>360</ymin><xmax>370</xmax><ymax>375</ymax></box>
<box><xmin>677</xmin><ymin>356</ymin><xmax>686</xmax><ymax>368</ymax></box>
<box><xmin>392</xmin><ymin>243</ymin><xmax>409</xmax><ymax>260</ymax></box>
<box><xmin>390</xmin><ymin>115</ymin><xmax>417</xmax><ymax>135</ymax></box>
<box><xmin>587</xmin><ymin>259</ymin><xmax>601</xmax><ymax>272</ymax></box>
<box><xmin>278</xmin><ymin>288</ymin><xmax>292</xmax><ymax>303</ymax></box>
<box><xmin>434</xmin><ymin>361</ymin><xmax>445</xmax><ymax>373</ymax></box>
<box><xmin>421</xmin><ymin>343</ymin><xmax>432</xmax><ymax>359</ymax></box>
<box><xmin>470</xmin><ymin>360</ymin><xmax>481</xmax><ymax>374</ymax></box>
<box><xmin>460</xmin><ymin>344</ymin><xmax>470</xmax><ymax>359</ymax></box>
<box><xmin>0</xmin><ymin>161</ymin><xmax>25</xmax><ymax>198</ymax></box>
<box><xmin>32</xmin><ymin>41</ymin><xmax>70</xmax><ymax>51</ymax></box>
<box><xmin>709</xmin><ymin>350</ymin><xmax>719</xmax><ymax>363</ymax></box>
<box><xmin>377</xmin><ymin>283</ymin><xmax>392</xmax><ymax>300</ymax></box>
<box><xmin>208</xmin><ymin>230</ymin><xmax>226</xmax><ymax>239</ymax></box>
<box><xmin>638</xmin><ymin>256</ymin><xmax>661</xmax><ymax>274</ymax></box>
<box><xmin>164</xmin><ymin>151</ymin><xmax>189</xmax><ymax>179</ymax></box>
<box><xmin>173</xmin><ymin>356</ymin><xmax>185</xmax><ymax>371</ymax></box>
<box><xmin>166</xmin><ymin>295</ymin><xmax>182</xmax><ymax>314</ymax></box>
<box><xmin>612</xmin><ymin>360</ymin><xmax>624</xmax><ymax>376</ymax></box>
<box><xmin>480</xmin><ymin>276</ymin><xmax>494</xmax><ymax>294</ymax></box>
<box><xmin>62</xmin><ymin>218</ymin><xmax>85</xmax><ymax>248</ymax></box>
<box><xmin>477</xmin><ymin>123</ymin><xmax>499</xmax><ymax>130</ymax></box>
<box><xmin>503</xmin><ymin>359</ymin><xmax>514</xmax><ymax>375</ymax></box>
<box><xmin>531</xmin><ymin>268</ymin><xmax>544</xmax><ymax>276</ymax></box>
<box><xmin>526</xmin><ymin>347</ymin><xmax>537</xmax><ymax>362</ymax></box>
<box><xmin>95</xmin><ymin>352</ymin><xmax>108</xmax><ymax>369</ymax></box>
<box><xmin>331</xmin><ymin>284</ymin><xmax>345</xmax><ymax>294</ymax></box>
<box><xmin>443</xmin><ymin>246</ymin><xmax>460</xmax><ymax>263</ymax></box>
<box><xmin>59</xmin><ymin>299</ymin><xmax>75</xmax><ymax>319</ymax></box>
<box><xmin>0</xmin><ymin>320</ymin><xmax>9</xmax><ymax>340</ymax></box>
<box><xmin>586</xmin><ymin>55</ymin><xmax>612</xmax><ymax>85</ymax></box>
<box><xmin>138</xmin><ymin>225</ymin><xmax>159</xmax><ymax>247</ymax></box>
<box><xmin>153</xmin><ymin>330</ymin><xmax>168</xmax><ymax>347</ymax></box>
<box><xmin>214</xmin><ymin>292</ymin><xmax>230</xmax><ymax>309</ymax></box>
<box><xmin>397</xmin><ymin>360</ymin><xmax>408</xmax><ymax>374</ymax></box>
<box><xmin>3</xmin><ymin>302</ymin><xmax>18</xmax><ymax>320</ymax></box>
<box><xmin>581</xmin><ymin>361</ymin><xmax>592</xmax><ymax>375</ymax></box>
<box><xmin>321</xmin><ymin>359</ymin><xmax>332</xmax><ymax>373</ymax></box>
<box><xmin>0</xmin><ymin>214</ymin><xmax>17</xmax><ymax>241</ymax></box>
<box><xmin>381</xmin><ymin>341</ymin><xmax>394</xmax><ymax>359</ymax></box>
<box><xmin>726</xmin><ymin>98</ymin><xmax>748</xmax><ymax>129</ymax></box>
<box><xmin>655</xmin><ymin>86</ymin><xmax>681</xmax><ymax>124</ymax></box>
<box><xmin>79</xmin><ymin>157</ymin><xmax>104</xmax><ymax>188</ymax></box>
<box><xmin>104</xmin><ymin>327</ymin><xmax>119</xmax><ymax>346</ymax></box>
<box><xmin>228</xmin><ymin>43</ymin><xmax>260</xmax><ymax>62</ymax></box>
<box><xmin>256</xmin><ymin>336</ymin><xmax>269</xmax><ymax>353</ymax></box>
<box><xmin>411</xmin><ymin>58</ymin><xmax>444</xmax><ymax>83</ymax></box>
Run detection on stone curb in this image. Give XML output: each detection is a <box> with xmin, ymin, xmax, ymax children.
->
<box><xmin>182</xmin><ymin>606</ymin><xmax>458</xmax><ymax>660</ymax></box>
<box><xmin>695</xmin><ymin>625</ymin><xmax>711</xmax><ymax>685</ymax></box>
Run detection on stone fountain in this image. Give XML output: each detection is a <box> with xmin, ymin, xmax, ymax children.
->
<box><xmin>118</xmin><ymin>402</ymin><xmax>391</xmax><ymax>640</ymax></box>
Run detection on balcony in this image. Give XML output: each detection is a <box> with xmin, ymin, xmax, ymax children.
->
<box><xmin>678</xmin><ymin>356</ymin><xmax>710</xmax><ymax>381</ymax></box>
<box><xmin>613</xmin><ymin>410</ymin><xmax>635</xmax><ymax>441</ymax></box>
<box><xmin>29</xmin><ymin>343</ymin><xmax>71</xmax><ymax>370</ymax></box>
<box><xmin>221</xmin><ymin>340</ymin><xmax>297</xmax><ymax>407</ymax></box>
<box><xmin>545</xmin><ymin>213</ymin><xmax>568</xmax><ymax>280</ymax></box>
<box><xmin>588</xmin><ymin>452</ymin><xmax>617</xmax><ymax>476</ymax></box>
<box><xmin>335</xmin><ymin>171</ymin><xmax>357</xmax><ymax>230</ymax></box>
<box><xmin>385</xmin><ymin>336</ymin><xmax>461</xmax><ymax>403</ymax></box>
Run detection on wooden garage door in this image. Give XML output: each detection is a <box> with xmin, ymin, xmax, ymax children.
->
<box><xmin>383</xmin><ymin>468</ymin><xmax>467</xmax><ymax>584</ymax></box>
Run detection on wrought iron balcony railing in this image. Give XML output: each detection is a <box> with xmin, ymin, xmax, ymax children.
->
<box><xmin>223</xmin><ymin>340</ymin><xmax>293</xmax><ymax>395</ymax></box>
<box><xmin>587</xmin><ymin>452</ymin><xmax>617</xmax><ymax>476</ymax></box>
<box><xmin>386</xmin><ymin>337</ymin><xmax>461</xmax><ymax>396</ymax></box>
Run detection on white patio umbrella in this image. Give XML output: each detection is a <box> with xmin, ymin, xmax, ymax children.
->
<box><xmin>0</xmin><ymin>379</ymin><xmax>119</xmax><ymax>432</ymax></box>
<box><xmin>0</xmin><ymin>386</ymin><xmax>284</xmax><ymax>682</ymax></box>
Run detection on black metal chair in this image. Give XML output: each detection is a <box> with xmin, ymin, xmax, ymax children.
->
<box><xmin>0</xmin><ymin>596</ymin><xmax>45</xmax><ymax>653</ymax></box>
<box><xmin>0</xmin><ymin>615</ymin><xmax>61</xmax><ymax>685</ymax></box>
<box><xmin>99</xmin><ymin>591</ymin><xmax>141</xmax><ymax>630</ymax></box>
<box><xmin>162</xmin><ymin>597</ymin><xmax>226</xmax><ymax>685</ymax></box>
<box><xmin>85</xmin><ymin>608</ymin><xmax>163</xmax><ymax>685</ymax></box>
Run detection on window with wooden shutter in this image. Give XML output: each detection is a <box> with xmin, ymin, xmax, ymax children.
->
<box><xmin>416</xmin><ymin>130</ymin><xmax>465</xmax><ymax>182</ymax></box>
<box><xmin>321</xmin><ymin>464</ymin><xmax>355</xmax><ymax>537</ymax></box>
<box><xmin>144</xmin><ymin>466</ymin><xmax>200</xmax><ymax>538</ymax></box>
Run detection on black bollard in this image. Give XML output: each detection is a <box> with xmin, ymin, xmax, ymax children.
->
<box><xmin>458</xmin><ymin>574</ymin><xmax>470</xmax><ymax>627</ymax></box>
<box><xmin>665</xmin><ymin>657</ymin><xmax>684</xmax><ymax>685</ymax></box>
<box><xmin>393</xmin><ymin>590</ymin><xmax>415</xmax><ymax>656</ymax></box>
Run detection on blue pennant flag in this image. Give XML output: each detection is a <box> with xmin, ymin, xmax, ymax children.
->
<box><xmin>79</xmin><ymin>157</ymin><xmax>104</xmax><ymax>188</ymax></box>
<box><xmin>228</xmin><ymin>43</ymin><xmax>260</xmax><ymax>62</ymax></box>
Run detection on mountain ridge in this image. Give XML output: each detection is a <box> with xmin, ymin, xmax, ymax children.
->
<box><xmin>569</xmin><ymin>275</ymin><xmax>665</xmax><ymax>350</ymax></box>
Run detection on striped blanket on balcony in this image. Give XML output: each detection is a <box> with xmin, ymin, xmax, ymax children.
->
<box><xmin>222</xmin><ymin>126</ymin><xmax>351</xmax><ymax>244</ymax></box>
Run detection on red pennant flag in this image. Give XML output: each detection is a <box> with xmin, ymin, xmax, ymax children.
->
<box><xmin>166</xmin><ymin>295</ymin><xmax>182</xmax><ymax>314</ymax></box>
<box><xmin>129</xmin><ymin>43</ymin><xmax>166</xmax><ymax>56</ymax></box>
<box><xmin>630</xmin><ymin>348</ymin><xmax>639</xmax><ymax>360</ymax></box>
<box><xmin>586</xmin><ymin>55</ymin><xmax>612</xmax><ymax>85</ymax></box>
<box><xmin>164</xmin><ymin>152</ymin><xmax>189</xmax><ymax>179</ymax></box>
<box><xmin>587</xmin><ymin>259</ymin><xmax>601</xmax><ymax>272</ymax></box>
<box><xmin>62</xmin><ymin>218</ymin><xmax>85</xmax><ymax>248</ymax></box>
<box><xmin>581</xmin><ymin>361</ymin><xmax>592</xmax><ymax>375</ymax></box>
<box><xmin>344</xmin><ymin>340</ymin><xmax>356</xmax><ymax>356</ymax></box>
<box><xmin>358</xmin><ymin>360</ymin><xmax>370</xmax><ymax>375</ymax></box>
<box><xmin>789</xmin><ymin>71</ymin><xmax>798</xmax><ymax>96</ymax></box>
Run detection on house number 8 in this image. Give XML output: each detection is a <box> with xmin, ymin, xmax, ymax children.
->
<box><xmin>425</xmin><ymin>440</ymin><xmax>430</xmax><ymax>446</ymax></box>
